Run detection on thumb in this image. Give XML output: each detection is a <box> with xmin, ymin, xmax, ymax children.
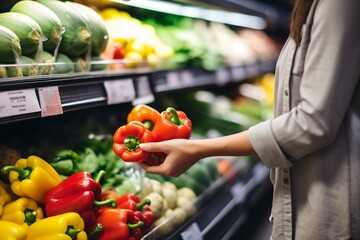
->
<box><xmin>139</xmin><ymin>142</ymin><xmax>161</xmax><ymax>152</ymax></box>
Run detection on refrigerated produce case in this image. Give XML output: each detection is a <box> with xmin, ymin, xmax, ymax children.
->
<box><xmin>0</xmin><ymin>0</ymin><xmax>291</xmax><ymax>239</ymax></box>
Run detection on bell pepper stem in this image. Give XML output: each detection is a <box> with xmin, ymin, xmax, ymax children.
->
<box><xmin>129</xmin><ymin>221</ymin><xmax>144</xmax><ymax>230</ymax></box>
<box><xmin>93</xmin><ymin>198</ymin><xmax>118</xmax><ymax>208</ymax></box>
<box><xmin>166</xmin><ymin>107</ymin><xmax>183</xmax><ymax>126</ymax></box>
<box><xmin>1</xmin><ymin>166</ymin><xmax>32</xmax><ymax>181</ymax></box>
<box><xmin>87</xmin><ymin>223</ymin><xmax>104</xmax><ymax>239</ymax></box>
<box><xmin>136</xmin><ymin>199</ymin><xmax>151</xmax><ymax>211</ymax></box>
<box><xmin>24</xmin><ymin>208</ymin><xmax>37</xmax><ymax>225</ymax></box>
<box><xmin>94</xmin><ymin>170</ymin><xmax>106</xmax><ymax>183</ymax></box>
<box><xmin>124</xmin><ymin>136</ymin><xmax>141</xmax><ymax>151</ymax></box>
<box><xmin>66</xmin><ymin>225</ymin><xmax>81</xmax><ymax>240</ymax></box>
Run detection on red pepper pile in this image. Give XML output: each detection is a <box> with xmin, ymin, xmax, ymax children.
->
<box><xmin>43</xmin><ymin>170</ymin><xmax>155</xmax><ymax>240</ymax></box>
<box><xmin>113</xmin><ymin>104</ymin><xmax>192</xmax><ymax>164</ymax></box>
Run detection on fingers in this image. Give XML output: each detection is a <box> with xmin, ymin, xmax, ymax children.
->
<box><xmin>139</xmin><ymin>142</ymin><xmax>163</xmax><ymax>153</ymax></box>
<box><xmin>137</xmin><ymin>161</ymin><xmax>168</xmax><ymax>175</ymax></box>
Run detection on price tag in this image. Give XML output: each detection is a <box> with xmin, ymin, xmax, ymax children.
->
<box><xmin>104</xmin><ymin>79</ymin><xmax>136</xmax><ymax>105</ymax></box>
<box><xmin>0</xmin><ymin>89</ymin><xmax>41</xmax><ymax>118</ymax></box>
<box><xmin>132</xmin><ymin>76</ymin><xmax>155</xmax><ymax>105</ymax></box>
<box><xmin>230</xmin><ymin>181</ymin><xmax>247</xmax><ymax>204</ymax></box>
<box><xmin>38</xmin><ymin>86</ymin><xmax>63</xmax><ymax>117</ymax></box>
<box><xmin>231</xmin><ymin>66</ymin><xmax>246</xmax><ymax>80</ymax></box>
<box><xmin>181</xmin><ymin>70</ymin><xmax>194</xmax><ymax>85</ymax></box>
<box><xmin>215</xmin><ymin>68</ymin><xmax>230</xmax><ymax>85</ymax></box>
<box><xmin>166</xmin><ymin>71</ymin><xmax>181</xmax><ymax>87</ymax></box>
<box><xmin>181</xmin><ymin>222</ymin><xmax>203</xmax><ymax>240</ymax></box>
<box><xmin>246</xmin><ymin>62</ymin><xmax>260</xmax><ymax>77</ymax></box>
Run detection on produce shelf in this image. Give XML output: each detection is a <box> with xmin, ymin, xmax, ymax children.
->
<box><xmin>0</xmin><ymin>58</ymin><xmax>276</xmax><ymax>125</ymax></box>
<box><xmin>142</xmin><ymin>161</ymin><xmax>271</xmax><ymax>240</ymax></box>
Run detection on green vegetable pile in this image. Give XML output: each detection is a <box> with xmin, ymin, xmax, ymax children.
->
<box><xmin>49</xmin><ymin>136</ymin><xmax>143</xmax><ymax>196</ymax></box>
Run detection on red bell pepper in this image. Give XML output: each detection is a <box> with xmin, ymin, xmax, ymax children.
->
<box><xmin>88</xmin><ymin>208</ymin><xmax>144</xmax><ymax>240</ymax></box>
<box><xmin>114</xmin><ymin>193</ymin><xmax>155</xmax><ymax>231</ymax></box>
<box><xmin>152</xmin><ymin>107</ymin><xmax>192</xmax><ymax>142</ymax></box>
<box><xmin>127</xmin><ymin>104</ymin><xmax>161</xmax><ymax>132</ymax></box>
<box><xmin>44</xmin><ymin>170</ymin><xmax>117</xmax><ymax>227</ymax></box>
<box><xmin>113</xmin><ymin>121</ymin><xmax>155</xmax><ymax>162</ymax></box>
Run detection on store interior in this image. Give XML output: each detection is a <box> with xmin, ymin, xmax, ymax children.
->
<box><xmin>0</xmin><ymin>0</ymin><xmax>294</xmax><ymax>239</ymax></box>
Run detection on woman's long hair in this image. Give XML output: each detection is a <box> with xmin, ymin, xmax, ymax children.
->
<box><xmin>290</xmin><ymin>0</ymin><xmax>315</xmax><ymax>45</ymax></box>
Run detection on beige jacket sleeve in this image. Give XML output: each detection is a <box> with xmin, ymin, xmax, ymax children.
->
<box><xmin>248</xmin><ymin>0</ymin><xmax>360</xmax><ymax>169</ymax></box>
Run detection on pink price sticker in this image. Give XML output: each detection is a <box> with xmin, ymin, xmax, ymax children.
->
<box><xmin>38</xmin><ymin>86</ymin><xmax>63</xmax><ymax>117</ymax></box>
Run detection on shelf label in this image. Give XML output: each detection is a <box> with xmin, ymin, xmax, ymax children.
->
<box><xmin>181</xmin><ymin>222</ymin><xmax>203</xmax><ymax>240</ymax></box>
<box><xmin>231</xmin><ymin>66</ymin><xmax>246</xmax><ymax>80</ymax></box>
<box><xmin>215</xmin><ymin>68</ymin><xmax>230</xmax><ymax>85</ymax></box>
<box><xmin>166</xmin><ymin>71</ymin><xmax>181</xmax><ymax>87</ymax></box>
<box><xmin>231</xmin><ymin>181</ymin><xmax>247</xmax><ymax>204</ymax></box>
<box><xmin>0</xmin><ymin>89</ymin><xmax>41</xmax><ymax>118</ymax></box>
<box><xmin>104</xmin><ymin>78</ymin><xmax>135</xmax><ymax>105</ymax></box>
<box><xmin>246</xmin><ymin>62</ymin><xmax>260</xmax><ymax>77</ymax></box>
<box><xmin>132</xmin><ymin>76</ymin><xmax>154</xmax><ymax>105</ymax></box>
<box><xmin>181</xmin><ymin>70</ymin><xmax>194</xmax><ymax>85</ymax></box>
<box><xmin>38</xmin><ymin>86</ymin><xmax>63</xmax><ymax>117</ymax></box>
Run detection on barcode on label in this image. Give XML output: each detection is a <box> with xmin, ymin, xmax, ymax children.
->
<box><xmin>9</xmin><ymin>96</ymin><xmax>26</xmax><ymax>101</ymax></box>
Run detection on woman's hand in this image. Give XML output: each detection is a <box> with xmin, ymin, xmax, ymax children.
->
<box><xmin>137</xmin><ymin>130</ymin><xmax>256</xmax><ymax>177</ymax></box>
<box><xmin>137</xmin><ymin>139</ymin><xmax>202</xmax><ymax>177</ymax></box>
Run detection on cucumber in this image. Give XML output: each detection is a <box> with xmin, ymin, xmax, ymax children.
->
<box><xmin>0</xmin><ymin>26</ymin><xmax>21</xmax><ymax>63</ymax></box>
<box><xmin>0</xmin><ymin>25</ymin><xmax>21</xmax><ymax>63</ymax></box>
<box><xmin>36</xmin><ymin>0</ymin><xmax>91</xmax><ymax>57</ymax></box>
<box><xmin>54</xmin><ymin>53</ymin><xmax>75</xmax><ymax>74</ymax></box>
<box><xmin>38</xmin><ymin>51</ymin><xmax>55</xmax><ymax>75</ymax></box>
<box><xmin>6</xmin><ymin>66</ymin><xmax>23</xmax><ymax>78</ymax></box>
<box><xmin>19</xmin><ymin>56</ymin><xmax>38</xmax><ymax>76</ymax></box>
<box><xmin>90</xmin><ymin>55</ymin><xmax>107</xmax><ymax>72</ymax></box>
<box><xmin>66</xmin><ymin>2</ymin><xmax>109</xmax><ymax>55</ymax></box>
<box><xmin>0</xmin><ymin>67</ymin><xmax>8</xmax><ymax>78</ymax></box>
<box><xmin>0</xmin><ymin>12</ymin><xmax>42</xmax><ymax>56</ymax></box>
<box><xmin>11</xmin><ymin>0</ymin><xmax>63</xmax><ymax>52</ymax></box>
<box><xmin>73</xmin><ymin>57</ymin><xmax>89</xmax><ymax>72</ymax></box>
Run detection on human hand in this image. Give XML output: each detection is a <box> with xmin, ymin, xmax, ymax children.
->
<box><xmin>137</xmin><ymin>139</ymin><xmax>201</xmax><ymax>177</ymax></box>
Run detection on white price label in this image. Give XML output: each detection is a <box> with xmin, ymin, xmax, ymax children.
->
<box><xmin>0</xmin><ymin>89</ymin><xmax>41</xmax><ymax>118</ymax></box>
<box><xmin>166</xmin><ymin>71</ymin><xmax>181</xmax><ymax>87</ymax></box>
<box><xmin>38</xmin><ymin>86</ymin><xmax>63</xmax><ymax>117</ymax></box>
<box><xmin>231</xmin><ymin>66</ymin><xmax>246</xmax><ymax>80</ymax></box>
<box><xmin>231</xmin><ymin>181</ymin><xmax>247</xmax><ymax>204</ymax></box>
<box><xmin>104</xmin><ymin>79</ymin><xmax>135</xmax><ymax>105</ymax></box>
<box><xmin>181</xmin><ymin>70</ymin><xmax>194</xmax><ymax>85</ymax></box>
<box><xmin>246</xmin><ymin>63</ymin><xmax>260</xmax><ymax>76</ymax></box>
<box><xmin>181</xmin><ymin>222</ymin><xmax>203</xmax><ymax>240</ymax></box>
<box><xmin>215</xmin><ymin>68</ymin><xmax>230</xmax><ymax>84</ymax></box>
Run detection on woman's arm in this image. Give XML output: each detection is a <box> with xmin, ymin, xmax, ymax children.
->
<box><xmin>138</xmin><ymin>130</ymin><xmax>256</xmax><ymax>176</ymax></box>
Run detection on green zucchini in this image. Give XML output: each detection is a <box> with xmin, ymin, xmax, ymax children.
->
<box><xmin>0</xmin><ymin>67</ymin><xmax>8</xmax><ymax>78</ymax></box>
<box><xmin>39</xmin><ymin>51</ymin><xmax>55</xmax><ymax>75</ymax></box>
<box><xmin>73</xmin><ymin>57</ymin><xmax>89</xmax><ymax>72</ymax></box>
<box><xmin>19</xmin><ymin>56</ymin><xmax>38</xmax><ymax>76</ymax></box>
<box><xmin>0</xmin><ymin>25</ymin><xmax>21</xmax><ymax>63</ymax></box>
<box><xmin>0</xmin><ymin>12</ymin><xmax>43</xmax><ymax>55</ymax></box>
<box><xmin>66</xmin><ymin>2</ymin><xmax>109</xmax><ymax>55</ymax></box>
<box><xmin>36</xmin><ymin>0</ymin><xmax>91</xmax><ymax>57</ymax></box>
<box><xmin>6</xmin><ymin>66</ymin><xmax>23</xmax><ymax>78</ymax></box>
<box><xmin>90</xmin><ymin>55</ymin><xmax>107</xmax><ymax>72</ymax></box>
<box><xmin>54</xmin><ymin>53</ymin><xmax>75</xmax><ymax>74</ymax></box>
<box><xmin>186</xmin><ymin>163</ymin><xmax>213</xmax><ymax>187</ymax></box>
<box><xmin>11</xmin><ymin>0</ymin><xmax>63</xmax><ymax>52</ymax></box>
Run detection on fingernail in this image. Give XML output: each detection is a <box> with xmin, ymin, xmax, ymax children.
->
<box><xmin>139</xmin><ymin>143</ymin><xmax>147</xmax><ymax>149</ymax></box>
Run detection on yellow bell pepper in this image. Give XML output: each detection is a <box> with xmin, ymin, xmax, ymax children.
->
<box><xmin>27</xmin><ymin>212</ymin><xmax>87</xmax><ymax>240</ymax></box>
<box><xmin>1</xmin><ymin>155</ymin><xmax>62</xmax><ymax>203</ymax></box>
<box><xmin>1</xmin><ymin>197</ymin><xmax>44</xmax><ymax>228</ymax></box>
<box><xmin>0</xmin><ymin>183</ymin><xmax>12</xmax><ymax>215</ymax></box>
<box><xmin>0</xmin><ymin>220</ymin><xmax>27</xmax><ymax>240</ymax></box>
